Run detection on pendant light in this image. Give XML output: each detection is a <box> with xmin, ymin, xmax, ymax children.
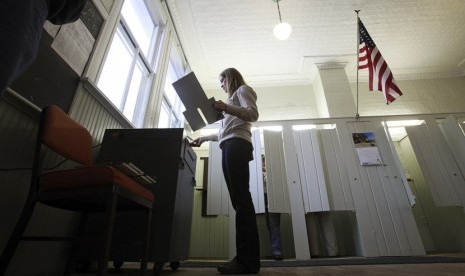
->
<box><xmin>273</xmin><ymin>0</ymin><xmax>292</xmax><ymax>40</ymax></box>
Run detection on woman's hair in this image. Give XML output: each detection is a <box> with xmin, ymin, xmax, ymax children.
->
<box><xmin>220</xmin><ymin>68</ymin><xmax>246</xmax><ymax>95</ymax></box>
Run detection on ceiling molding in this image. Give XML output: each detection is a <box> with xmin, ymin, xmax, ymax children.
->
<box><xmin>315</xmin><ymin>62</ymin><xmax>349</xmax><ymax>70</ymax></box>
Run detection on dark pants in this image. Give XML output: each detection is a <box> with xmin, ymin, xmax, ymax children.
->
<box><xmin>267</xmin><ymin>212</ymin><xmax>282</xmax><ymax>256</ymax></box>
<box><xmin>0</xmin><ymin>0</ymin><xmax>49</xmax><ymax>94</ymax></box>
<box><xmin>221</xmin><ymin>138</ymin><xmax>260</xmax><ymax>269</ymax></box>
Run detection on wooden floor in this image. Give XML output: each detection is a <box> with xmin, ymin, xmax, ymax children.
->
<box><xmin>157</xmin><ymin>263</ymin><xmax>465</xmax><ymax>276</ymax></box>
<box><xmin>72</xmin><ymin>263</ymin><xmax>465</xmax><ymax>276</ymax></box>
<box><xmin>73</xmin><ymin>257</ymin><xmax>465</xmax><ymax>276</ymax></box>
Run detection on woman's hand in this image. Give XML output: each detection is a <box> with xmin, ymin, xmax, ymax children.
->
<box><xmin>214</xmin><ymin>100</ymin><xmax>227</xmax><ymax>112</ymax></box>
<box><xmin>190</xmin><ymin>137</ymin><xmax>204</xmax><ymax>147</ymax></box>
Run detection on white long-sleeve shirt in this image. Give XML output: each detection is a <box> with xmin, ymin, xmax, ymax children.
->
<box><xmin>204</xmin><ymin>85</ymin><xmax>259</xmax><ymax>144</ymax></box>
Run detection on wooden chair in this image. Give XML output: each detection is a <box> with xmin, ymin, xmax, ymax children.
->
<box><xmin>0</xmin><ymin>105</ymin><xmax>154</xmax><ymax>275</ymax></box>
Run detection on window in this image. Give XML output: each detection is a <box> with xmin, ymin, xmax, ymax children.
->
<box><xmin>158</xmin><ymin>61</ymin><xmax>185</xmax><ymax>128</ymax></box>
<box><xmin>120</xmin><ymin>0</ymin><xmax>156</xmax><ymax>59</ymax></box>
<box><xmin>97</xmin><ymin>0</ymin><xmax>158</xmax><ymax>127</ymax></box>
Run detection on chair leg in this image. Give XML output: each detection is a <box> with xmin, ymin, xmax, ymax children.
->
<box><xmin>0</xmin><ymin>200</ymin><xmax>36</xmax><ymax>275</ymax></box>
<box><xmin>97</xmin><ymin>193</ymin><xmax>118</xmax><ymax>276</ymax></box>
<box><xmin>64</xmin><ymin>213</ymin><xmax>89</xmax><ymax>275</ymax></box>
<box><xmin>140</xmin><ymin>209</ymin><xmax>152</xmax><ymax>276</ymax></box>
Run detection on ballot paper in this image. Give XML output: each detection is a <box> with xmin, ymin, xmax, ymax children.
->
<box><xmin>172</xmin><ymin>72</ymin><xmax>224</xmax><ymax>131</ymax></box>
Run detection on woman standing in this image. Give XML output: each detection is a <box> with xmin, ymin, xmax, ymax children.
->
<box><xmin>190</xmin><ymin>68</ymin><xmax>260</xmax><ymax>274</ymax></box>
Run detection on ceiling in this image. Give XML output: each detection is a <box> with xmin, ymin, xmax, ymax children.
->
<box><xmin>165</xmin><ymin>0</ymin><xmax>465</xmax><ymax>90</ymax></box>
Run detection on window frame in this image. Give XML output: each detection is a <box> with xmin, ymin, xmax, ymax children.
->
<box><xmin>96</xmin><ymin>0</ymin><xmax>161</xmax><ymax>128</ymax></box>
<box><xmin>157</xmin><ymin>59</ymin><xmax>185</xmax><ymax>129</ymax></box>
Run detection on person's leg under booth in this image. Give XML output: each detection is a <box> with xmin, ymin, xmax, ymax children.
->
<box><xmin>307</xmin><ymin>212</ymin><xmax>338</xmax><ymax>257</ymax></box>
<box><xmin>268</xmin><ymin>212</ymin><xmax>283</xmax><ymax>259</ymax></box>
<box><xmin>307</xmin><ymin>213</ymin><xmax>321</xmax><ymax>257</ymax></box>
<box><xmin>318</xmin><ymin>212</ymin><xmax>338</xmax><ymax>257</ymax></box>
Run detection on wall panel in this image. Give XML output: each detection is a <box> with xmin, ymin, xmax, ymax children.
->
<box><xmin>189</xmin><ymin>190</ymin><xmax>229</xmax><ymax>259</ymax></box>
<box><xmin>206</xmin><ymin>141</ymin><xmax>230</xmax><ymax>215</ymax></box>
<box><xmin>69</xmin><ymin>85</ymin><xmax>125</xmax><ymax>152</ymax></box>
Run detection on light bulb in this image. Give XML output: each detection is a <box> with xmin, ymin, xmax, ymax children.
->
<box><xmin>273</xmin><ymin>22</ymin><xmax>292</xmax><ymax>40</ymax></box>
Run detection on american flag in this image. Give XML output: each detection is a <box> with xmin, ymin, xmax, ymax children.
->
<box><xmin>358</xmin><ymin>18</ymin><xmax>402</xmax><ymax>104</ymax></box>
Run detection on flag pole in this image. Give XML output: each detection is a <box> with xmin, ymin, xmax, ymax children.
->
<box><xmin>355</xmin><ymin>10</ymin><xmax>360</xmax><ymax>119</ymax></box>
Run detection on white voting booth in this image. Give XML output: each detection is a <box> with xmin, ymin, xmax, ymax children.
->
<box><xmin>206</xmin><ymin>122</ymin><xmax>426</xmax><ymax>259</ymax></box>
<box><xmin>406</xmin><ymin>118</ymin><xmax>465</xmax><ymax>208</ymax></box>
<box><xmin>172</xmin><ymin>73</ymin><xmax>430</xmax><ymax>259</ymax></box>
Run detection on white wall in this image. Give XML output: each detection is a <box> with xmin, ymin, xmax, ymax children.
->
<box><xmin>203</xmin><ymin>77</ymin><xmax>465</xmax><ymax>122</ymax></box>
<box><xmin>205</xmin><ymin>84</ymin><xmax>318</xmax><ymax>121</ymax></box>
<box><xmin>350</xmin><ymin>77</ymin><xmax>465</xmax><ymax>116</ymax></box>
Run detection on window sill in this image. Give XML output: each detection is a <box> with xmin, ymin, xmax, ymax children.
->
<box><xmin>81</xmin><ymin>77</ymin><xmax>134</xmax><ymax>129</ymax></box>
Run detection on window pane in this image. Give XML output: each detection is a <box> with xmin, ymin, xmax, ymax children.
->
<box><xmin>163</xmin><ymin>61</ymin><xmax>186</xmax><ymax>128</ymax></box>
<box><xmin>158</xmin><ymin>102</ymin><xmax>170</xmax><ymax>128</ymax></box>
<box><xmin>123</xmin><ymin>59</ymin><xmax>150</xmax><ymax>123</ymax></box>
<box><xmin>170</xmin><ymin>111</ymin><xmax>180</xmax><ymax>128</ymax></box>
<box><xmin>164</xmin><ymin>63</ymin><xmax>178</xmax><ymax>105</ymax></box>
<box><xmin>123</xmin><ymin>61</ymin><xmax>144</xmax><ymax>121</ymax></box>
<box><xmin>174</xmin><ymin>96</ymin><xmax>185</xmax><ymax>118</ymax></box>
<box><xmin>97</xmin><ymin>28</ymin><xmax>134</xmax><ymax>109</ymax></box>
<box><xmin>121</xmin><ymin>0</ymin><xmax>155</xmax><ymax>58</ymax></box>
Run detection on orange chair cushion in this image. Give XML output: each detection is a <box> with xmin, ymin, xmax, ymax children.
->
<box><xmin>39</xmin><ymin>165</ymin><xmax>154</xmax><ymax>202</ymax></box>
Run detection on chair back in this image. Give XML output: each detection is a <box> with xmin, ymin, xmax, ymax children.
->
<box><xmin>39</xmin><ymin>105</ymin><xmax>93</xmax><ymax>166</ymax></box>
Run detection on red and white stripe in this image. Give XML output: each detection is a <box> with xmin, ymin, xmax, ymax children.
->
<box><xmin>359</xmin><ymin>41</ymin><xmax>403</xmax><ymax>104</ymax></box>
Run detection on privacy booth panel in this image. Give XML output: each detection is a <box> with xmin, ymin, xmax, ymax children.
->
<box><xmin>406</xmin><ymin>121</ymin><xmax>465</xmax><ymax>208</ymax></box>
<box><xmin>263</xmin><ymin>130</ymin><xmax>291</xmax><ymax>213</ymax></box>
<box><xmin>334</xmin><ymin>120</ymin><xmax>425</xmax><ymax>257</ymax></box>
<box><xmin>397</xmin><ymin>122</ymin><xmax>465</xmax><ymax>253</ymax></box>
<box><xmin>439</xmin><ymin>115</ymin><xmax>465</xmax><ymax>187</ymax></box>
<box><xmin>294</xmin><ymin>129</ymin><xmax>329</xmax><ymax>212</ymax></box>
<box><xmin>250</xmin><ymin>129</ymin><xmax>266</xmax><ymax>214</ymax></box>
<box><xmin>319</xmin><ymin>128</ymin><xmax>356</xmax><ymax>211</ymax></box>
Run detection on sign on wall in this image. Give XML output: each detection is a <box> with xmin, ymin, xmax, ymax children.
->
<box><xmin>352</xmin><ymin>132</ymin><xmax>383</xmax><ymax>165</ymax></box>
